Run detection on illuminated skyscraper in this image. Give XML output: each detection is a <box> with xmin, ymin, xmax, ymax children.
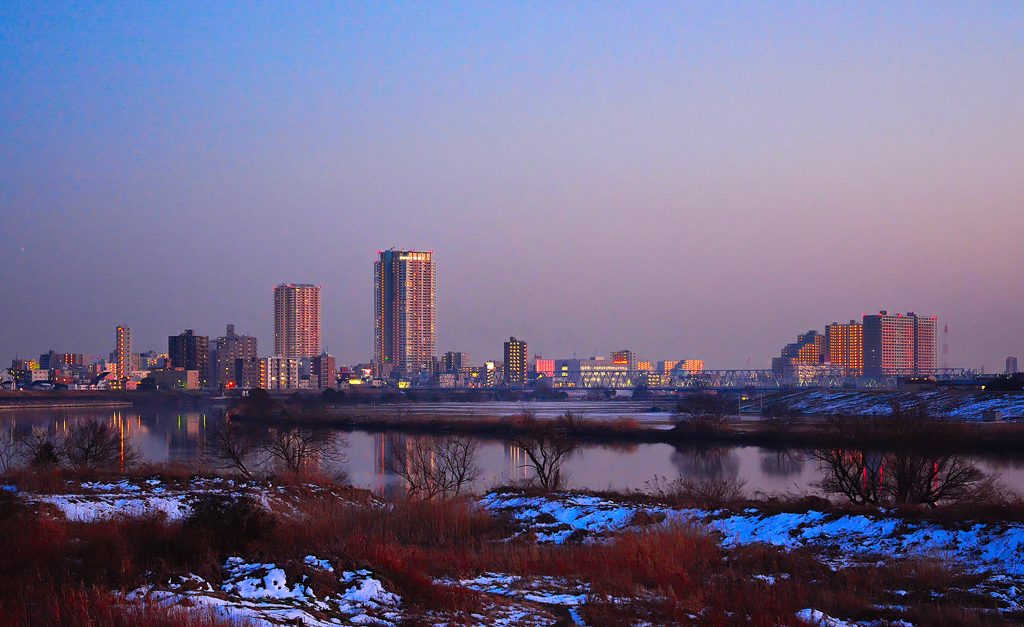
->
<box><xmin>114</xmin><ymin>326</ymin><xmax>131</xmax><ymax>382</ymax></box>
<box><xmin>826</xmin><ymin>320</ymin><xmax>863</xmax><ymax>376</ymax></box>
<box><xmin>862</xmin><ymin>311</ymin><xmax>936</xmax><ymax>377</ymax></box>
<box><xmin>374</xmin><ymin>250</ymin><xmax>435</xmax><ymax>377</ymax></box>
<box><xmin>504</xmin><ymin>337</ymin><xmax>527</xmax><ymax>387</ymax></box>
<box><xmin>274</xmin><ymin>284</ymin><xmax>321</xmax><ymax>359</ymax></box>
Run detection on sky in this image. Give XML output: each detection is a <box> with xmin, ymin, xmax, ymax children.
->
<box><xmin>1</xmin><ymin>2</ymin><xmax>1022</xmax><ymax>371</ymax></box>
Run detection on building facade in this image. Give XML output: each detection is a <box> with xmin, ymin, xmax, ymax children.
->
<box><xmin>168</xmin><ymin>329</ymin><xmax>210</xmax><ymax>387</ymax></box>
<box><xmin>772</xmin><ymin>331</ymin><xmax>826</xmax><ymax>377</ymax></box>
<box><xmin>862</xmin><ymin>311</ymin><xmax>937</xmax><ymax>378</ymax></box>
<box><xmin>312</xmin><ymin>354</ymin><xmax>337</xmax><ymax>389</ymax></box>
<box><xmin>442</xmin><ymin>351</ymin><xmax>470</xmax><ymax>373</ymax></box>
<box><xmin>115</xmin><ymin>326</ymin><xmax>132</xmax><ymax>383</ymax></box>
<box><xmin>274</xmin><ymin>284</ymin><xmax>321</xmax><ymax>359</ymax></box>
<box><xmin>261</xmin><ymin>356</ymin><xmax>300</xmax><ymax>390</ymax></box>
<box><xmin>825</xmin><ymin>320</ymin><xmax>864</xmax><ymax>376</ymax></box>
<box><xmin>212</xmin><ymin>324</ymin><xmax>259</xmax><ymax>389</ymax></box>
<box><xmin>611</xmin><ymin>350</ymin><xmax>637</xmax><ymax>373</ymax></box>
<box><xmin>1008</xmin><ymin>357</ymin><xmax>1019</xmax><ymax>375</ymax></box>
<box><xmin>374</xmin><ymin>250</ymin><xmax>435</xmax><ymax>378</ymax></box>
<box><xmin>504</xmin><ymin>337</ymin><xmax>527</xmax><ymax>387</ymax></box>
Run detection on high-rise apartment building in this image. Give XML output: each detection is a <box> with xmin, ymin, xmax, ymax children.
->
<box><xmin>772</xmin><ymin>331</ymin><xmax>826</xmax><ymax>376</ymax></box>
<box><xmin>504</xmin><ymin>337</ymin><xmax>527</xmax><ymax>387</ymax></box>
<box><xmin>168</xmin><ymin>329</ymin><xmax>210</xmax><ymax>387</ymax></box>
<box><xmin>312</xmin><ymin>354</ymin><xmax>337</xmax><ymax>389</ymax></box>
<box><xmin>1006</xmin><ymin>357</ymin><xmax>1018</xmax><ymax>375</ymax></box>
<box><xmin>274</xmin><ymin>284</ymin><xmax>321</xmax><ymax>359</ymax></box>
<box><xmin>374</xmin><ymin>250</ymin><xmax>435</xmax><ymax>378</ymax></box>
<box><xmin>442</xmin><ymin>351</ymin><xmax>470</xmax><ymax>373</ymax></box>
<box><xmin>115</xmin><ymin>326</ymin><xmax>131</xmax><ymax>382</ymax></box>
<box><xmin>679</xmin><ymin>360</ymin><xmax>705</xmax><ymax>372</ymax></box>
<box><xmin>862</xmin><ymin>311</ymin><xmax>936</xmax><ymax>378</ymax></box>
<box><xmin>261</xmin><ymin>356</ymin><xmax>300</xmax><ymax>390</ymax></box>
<box><xmin>826</xmin><ymin>320</ymin><xmax>864</xmax><ymax>376</ymax></box>
<box><xmin>212</xmin><ymin>324</ymin><xmax>259</xmax><ymax>389</ymax></box>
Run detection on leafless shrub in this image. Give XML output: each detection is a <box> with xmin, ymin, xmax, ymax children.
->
<box><xmin>809</xmin><ymin>402</ymin><xmax>993</xmax><ymax>506</ymax></box>
<box><xmin>511</xmin><ymin>410</ymin><xmax>581</xmax><ymax>491</ymax></box>
<box><xmin>0</xmin><ymin>428</ymin><xmax>19</xmax><ymax>475</ymax></box>
<box><xmin>259</xmin><ymin>420</ymin><xmax>346</xmax><ymax>477</ymax></box>
<box><xmin>203</xmin><ymin>411</ymin><xmax>265</xmax><ymax>479</ymax></box>
<box><xmin>760</xmin><ymin>400</ymin><xmax>802</xmax><ymax>433</ymax></box>
<box><xmin>646</xmin><ymin>473</ymin><xmax>747</xmax><ymax>508</ymax></box>
<box><xmin>17</xmin><ymin>426</ymin><xmax>62</xmax><ymax>469</ymax></box>
<box><xmin>672</xmin><ymin>394</ymin><xmax>731</xmax><ymax>434</ymax></box>
<box><xmin>385</xmin><ymin>435</ymin><xmax>481</xmax><ymax>499</ymax></box>
<box><xmin>63</xmin><ymin>419</ymin><xmax>140</xmax><ymax>471</ymax></box>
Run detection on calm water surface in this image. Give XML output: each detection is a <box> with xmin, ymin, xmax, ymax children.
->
<box><xmin>3</xmin><ymin>405</ymin><xmax>1023</xmax><ymax>497</ymax></box>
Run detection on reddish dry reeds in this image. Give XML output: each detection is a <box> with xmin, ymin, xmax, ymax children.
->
<box><xmin>1</xmin><ymin>587</ymin><xmax>244</xmax><ymax>627</ymax></box>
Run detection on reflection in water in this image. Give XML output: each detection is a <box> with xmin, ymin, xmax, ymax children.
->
<box><xmin>372</xmin><ymin>433</ymin><xmax>409</xmax><ymax>499</ymax></box>
<box><xmin>506</xmin><ymin>443</ymin><xmax>530</xmax><ymax>483</ymax></box>
<box><xmin>6</xmin><ymin>407</ymin><xmax>1024</xmax><ymax>495</ymax></box>
<box><xmin>671</xmin><ymin>445</ymin><xmax>740</xmax><ymax>481</ymax></box>
<box><xmin>760</xmin><ymin>450</ymin><xmax>805</xmax><ymax>477</ymax></box>
<box><xmin>0</xmin><ymin>406</ymin><xmax>213</xmax><ymax>466</ymax></box>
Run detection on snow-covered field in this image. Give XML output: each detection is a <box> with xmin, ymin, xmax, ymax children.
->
<box><xmin>19</xmin><ymin>477</ymin><xmax>1024</xmax><ymax>625</ymax></box>
<box><xmin>784</xmin><ymin>390</ymin><xmax>1024</xmax><ymax>420</ymax></box>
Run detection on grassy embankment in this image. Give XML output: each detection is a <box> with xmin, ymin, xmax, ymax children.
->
<box><xmin>3</xmin><ymin>462</ymin><xmax>1024</xmax><ymax>626</ymax></box>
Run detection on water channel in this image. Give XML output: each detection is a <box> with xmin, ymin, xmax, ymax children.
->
<box><xmin>3</xmin><ymin>404</ymin><xmax>1024</xmax><ymax>498</ymax></box>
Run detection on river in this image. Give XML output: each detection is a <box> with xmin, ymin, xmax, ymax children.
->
<box><xmin>3</xmin><ymin>404</ymin><xmax>1024</xmax><ymax>498</ymax></box>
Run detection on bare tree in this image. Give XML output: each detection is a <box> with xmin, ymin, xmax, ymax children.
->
<box><xmin>17</xmin><ymin>427</ymin><xmax>61</xmax><ymax>469</ymax></box>
<box><xmin>760</xmin><ymin>400</ymin><xmax>802</xmax><ymax>433</ymax></box>
<box><xmin>673</xmin><ymin>394</ymin><xmax>731</xmax><ymax>435</ymax></box>
<box><xmin>204</xmin><ymin>411</ymin><xmax>265</xmax><ymax>479</ymax></box>
<box><xmin>260</xmin><ymin>420</ymin><xmax>346</xmax><ymax>476</ymax></box>
<box><xmin>0</xmin><ymin>427</ymin><xmax>19</xmax><ymax>474</ymax></box>
<box><xmin>809</xmin><ymin>402</ymin><xmax>992</xmax><ymax>506</ymax></box>
<box><xmin>385</xmin><ymin>435</ymin><xmax>481</xmax><ymax>499</ymax></box>
<box><xmin>511</xmin><ymin>410</ymin><xmax>581</xmax><ymax>491</ymax></box>
<box><xmin>62</xmin><ymin>418</ymin><xmax>140</xmax><ymax>471</ymax></box>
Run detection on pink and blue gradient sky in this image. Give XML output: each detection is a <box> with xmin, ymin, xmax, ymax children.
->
<box><xmin>1</xmin><ymin>2</ymin><xmax>1022</xmax><ymax>370</ymax></box>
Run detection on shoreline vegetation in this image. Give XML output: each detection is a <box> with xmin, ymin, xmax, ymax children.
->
<box><xmin>5</xmin><ymin>463</ymin><xmax>1024</xmax><ymax>626</ymax></box>
<box><xmin>6</xmin><ymin>392</ymin><xmax>1024</xmax><ymax>624</ymax></box>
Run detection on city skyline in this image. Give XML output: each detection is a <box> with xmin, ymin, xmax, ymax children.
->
<box><xmin>2</xmin><ymin>4</ymin><xmax>1022</xmax><ymax>370</ymax></box>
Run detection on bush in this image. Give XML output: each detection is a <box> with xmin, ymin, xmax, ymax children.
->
<box><xmin>183</xmin><ymin>494</ymin><xmax>277</xmax><ymax>555</ymax></box>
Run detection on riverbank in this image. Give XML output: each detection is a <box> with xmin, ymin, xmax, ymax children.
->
<box><xmin>0</xmin><ymin>389</ymin><xmax>216</xmax><ymax>410</ymax></box>
<box><xmin>7</xmin><ymin>469</ymin><xmax>1024</xmax><ymax>626</ymax></box>
<box><xmin>245</xmin><ymin>404</ymin><xmax>1024</xmax><ymax>456</ymax></box>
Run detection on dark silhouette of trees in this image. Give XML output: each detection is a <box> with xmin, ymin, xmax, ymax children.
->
<box><xmin>809</xmin><ymin>402</ymin><xmax>993</xmax><ymax>506</ymax></box>
<box><xmin>204</xmin><ymin>411</ymin><xmax>263</xmax><ymax>479</ymax></box>
<box><xmin>62</xmin><ymin>418</ymin><xmax>139</xmax><ymax>470</ymax></box>
<box><xmin>672</xmin><ymin>394</ymin><xmax>731</xmax><ymax>435</ymax></box>
<box><xmin>260</xmin><ymin>419</ymin><xmax>346</xmax><ymax>476</ymax></box>
<box><xmin>385</xmin><ymin>435</ymin><xmax>481</xmax><ymax>499</ymax></box>
<box><xmin>511</xmin><ymin>411</ymin><xmax>581</xmax><ymax>491</ymax></box>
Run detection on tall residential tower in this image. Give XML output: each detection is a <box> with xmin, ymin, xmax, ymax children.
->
<box><xmin>374</xmin><ymin>250</ymin><xmax>435</xmax><ymax>378</ymax></box>
<box><xmin>273</xmin><ymin>284</ymin><xmax>321</xmax><ymax>359</ymax></box>
<box><xmin>862</xmin><ymin>311</ymin><xmax>936</xmax><ymax>378</ymax></box>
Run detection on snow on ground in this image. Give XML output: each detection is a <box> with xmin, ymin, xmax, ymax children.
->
<box><xmin>481</xmin><ymin>491</ymin><xmax>656</xmax><ymax>543</ymax></box>
<box><xmin>20</xmin><ymin>479</ymin><xmax>1024</xmax><ymax>624</ymax></box>
<box><xmin>131</xmin><ymin>558</ymin><xmax>405</xmax><ymax>627</ymax></box>
<box><xmin>132</xmin><ymin>557</ymin><xmax>574</xmax><ymax>627</ymax></box>
<box><xmin>484</xmin><ymin>490</ymin><xmax>1024</xmax><ymax>617</ymax></box>
<box><xmin>787</xmin><ymin>390</ymin><xmax>1024</xmax><ymax>419</ymax></box>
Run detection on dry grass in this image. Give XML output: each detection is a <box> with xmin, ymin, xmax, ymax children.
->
<box><xmin>3</xmin><ymin>469</ymin><xmax>1024</xmax><ymax>625</ymax></box>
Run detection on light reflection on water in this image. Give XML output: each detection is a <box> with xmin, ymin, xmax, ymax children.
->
<box><xmin>3</xmin><ymin>406</ymin><xmax>1024</xmax><ymax>497</ymax></box>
